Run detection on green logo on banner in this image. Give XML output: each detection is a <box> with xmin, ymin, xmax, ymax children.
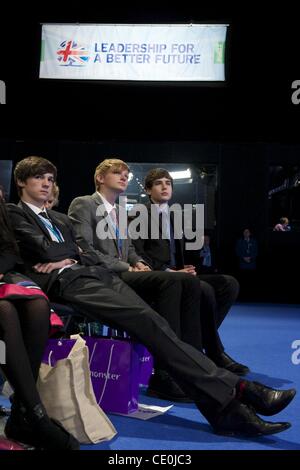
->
<box><xmin>40</xmin><ymin>40</ymin><xmax>45</xmax><ymax>62</ymax></box>
<box><xmin>214</xmin><ymin>42</ymin><xmax>224</xmax><ymax>64</ymax></box>
<box><xmin>0</xmin><ymin>80</ymin><xmax>5</xmax><ymax>104</ymax></box>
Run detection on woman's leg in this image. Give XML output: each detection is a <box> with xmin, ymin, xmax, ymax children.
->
<box><xmin>18</xmin><ymin>297</ymin><xmax>50</xmax><ymax>382</ymax></box>
<box><xmin>0</xmin><ymin>298</ymin><xmax>79</xmax><ymax>449</ymax></box>
<box><xmin>0</xmin><ymin>299</ymin><xmax>42</xmax><ymax>409</ymax></box>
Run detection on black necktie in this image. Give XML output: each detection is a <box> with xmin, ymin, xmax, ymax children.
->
<box><xmin>39</xmin><ymin>211</ymin><xmax>50</xmax><ymax>220</ymax></box>
<box><xmin>159</xmin><ymin>212</ymin><xmax>177</xmax><ymax>268</ymax></box>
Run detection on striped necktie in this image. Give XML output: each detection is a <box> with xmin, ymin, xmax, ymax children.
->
<box><xmin>38</xmin><ymin>211</ymin><xmax>64</xmax><ymax>242</ymax></box>
<box><xmin>110</xmin><ymin>208</ymin><xmax>122</xmax><ymax>257</ymax></box>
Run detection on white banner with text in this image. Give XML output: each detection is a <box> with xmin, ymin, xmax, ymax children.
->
<box><xmin>40</xmin><ymin>23</ymin><xmax>228</xmax><ymax>81</ymax></box>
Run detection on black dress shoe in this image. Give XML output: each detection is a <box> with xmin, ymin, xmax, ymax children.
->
<box><xmin>240</xmin><ymin>381</ymin><xmax>296</xmax><ymax>416</ymax></box>
<box><xmin>146</xmin><ymin>370</ymin><xmax>193</xmax><ymax>403</ymax></box>
<box><xmin>5</xmin><ymin>400</ymin><xmax>36</xmax><ymax>446</ymax></box>
<box><xmin>212</xmin><ymin>352</ymin><xmax>250</xmax><ymax>376</ymax></box>
<box><xmin>5</xmin><ymin>402</ymin><xmax>79</xmax><ymax>450</ymax></box>
<box><xmin>213</xmin><ymin>399</ymin><xmax>291</xmax><ymax>437</ymax></box>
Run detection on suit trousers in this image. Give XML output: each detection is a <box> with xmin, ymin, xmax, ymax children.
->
<box><xmin>199</xmin><ymin>274</ymin><xmax>240</xmax><ymax>329</ymax></box>
<box><xmin>51</xmin><ymin>265</ymin><xmax>238</xmax><ymax>412</ymax></box>
<box><xmin>197</xmin><ymin>279</ymin><xmax>225</xmax><ymax>357</ymax></box>
<box><xmin>120</xmin><ymin>271</ymin><xmax>204</xmax><ymax>351</ymax></box>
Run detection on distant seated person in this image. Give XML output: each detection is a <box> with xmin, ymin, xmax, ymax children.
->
<box><xmin>0</xmin><ymin>184</ymin><xmax>5</xmax><ymax>202</ymax></box>
<box><xmin>273</xmin><ymin>217</ymin><xmax>291</xmax><ymax>232</ymax></box>
<box><xmin>198</xmin><ymin>234</ymin><xmax>218</xmax><ymax>274</ymax></box>
<box><xmin>44</xmin><ymin>183</ymin><xmax>60</xmax><ymax>210</ymax></box>
<box><xmin>235</xmin><ymin>228</ymin><xmax>258</xmax><ymax>270</ymax></box>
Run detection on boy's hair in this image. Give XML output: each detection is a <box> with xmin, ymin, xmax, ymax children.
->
<box><xmin>144</xmin><ymin>168</ymin><xmax>174</xmax><ymax>190</ymax></box>
<box><xmin>280</xmin><ymin>217</ymin><xmax>289</xmax><ymax>225</ymax></box>
<box><xmin>0</xmin><ymin>184</ymin><xmax>5</xmax><ymax>201</ymax></box>
<box><xmin>14</xmin><ymin>156</ymin><xmax>57</xmax><ymax>196</ymax></box>
<box><xmin>94</xmin><ymin>158</ymin><xmax>129</xmax><ymax>191</ymax></box>
<box><xmin>52</xmin><ymin>183</ymin><xmax>60</xmax><ymax>200</ymax></box>
<box><xmin>49</xmin><ymin>183</ymin><xmax>60</xmax><ymax>208</ymax></box>
<box><xmin>0</xmin><ymin>198</ymin><xmax>19</xmax><ymax>254</ymax></box>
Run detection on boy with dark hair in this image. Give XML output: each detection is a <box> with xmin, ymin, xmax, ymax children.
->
<box><xmin>135</xmin><ymin>167</ymin><xmax>247</xmax><ymax>375</ymax></box>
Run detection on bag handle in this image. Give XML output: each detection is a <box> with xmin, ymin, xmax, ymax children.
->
<box><xmin>47</xmin><ymin>350</ymin><xmax>53</xmax><ymax>367</ymax></box>
<box><xmin>47</xmin><ymin>340</ymin><xmax>64</xmax><ymax>367</ymax></box>
<box><xmin>88</xmin><ymin>340</ymin><xmax>115</xmax><ymax>406</ymax></box>
<box><xmin>97</xmin><ymin>343</ymin><xmax>115</xmax><ymax>406</ymax></box>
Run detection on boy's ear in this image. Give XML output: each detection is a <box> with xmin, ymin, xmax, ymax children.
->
<box><xmin>16</xmin><ymin>178</ymin><xmax>25</xmax><ymax>188</ymax></box>
<box><xmin>96</xmin><ymin>174</ymin><xmax>104</xmax><ymax>185</ymax></box>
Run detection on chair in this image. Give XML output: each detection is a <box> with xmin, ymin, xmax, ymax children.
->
<box><xmin>50</xmin><ymin>302</ymin><xmax>86</xmax><ymax>336</ymax></box>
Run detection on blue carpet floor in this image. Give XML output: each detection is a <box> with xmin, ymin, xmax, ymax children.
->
<box><xmin>1</xmin><ymin>303</ymin><xmax>300</xmax><ymax>451</ymax></box>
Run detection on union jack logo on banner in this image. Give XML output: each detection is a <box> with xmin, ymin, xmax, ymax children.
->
<box><xmin>57</xmin><ymin>40</ymin><xmax>89</xmax><ymax>66</ymax></box>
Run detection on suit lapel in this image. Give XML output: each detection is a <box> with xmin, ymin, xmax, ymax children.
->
<box><xmin>48</xmin><ymin>210</ymin><xmax>69</xmax><ymax>242</ymax></box>
<box><xmin>19</xmin><ymin>201</ymin><xmax>52</xmax><ymax>241</ymax></box>
<box><xmin>116</xmin><ymin>204</ymin><xmax>128</xmax><ymax>260</ymax></box>
<box><xmin>146</xmin><ymin>202</ymin><xmax>162</xmax><ymax>238</ymax></box>
<box><xmin>170</xmin><ymin>210</ymin><xmax>185</xmax><ymax>268</ymax></box>
<box><xmin>91</xmin><ymin>192</ymin><xmax>119</xmax><ymax>253</ymax></box>
<box><xmin>147</xmin><ymin>201</ymin><xmax>184</xmax><ymax>268</ymax></box>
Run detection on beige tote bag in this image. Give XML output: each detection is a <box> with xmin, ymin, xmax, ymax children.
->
<box><xmin>38</xmin><ymin>335</ymin><xmax>117</xmax><ymax>444</ymax></box>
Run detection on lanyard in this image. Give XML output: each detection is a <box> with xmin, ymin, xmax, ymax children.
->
<box><xmin>109</xmin><ymin>218</ymin><xmax>123</xmax><ymax>256</ymax></box>
<box><xmin>38</xmin><ymin>215</ymin><xmax>64</xmax><ymax>243</ymax></box>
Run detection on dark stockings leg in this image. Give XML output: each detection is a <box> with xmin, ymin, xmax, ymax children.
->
<box><xmin>18</xmin><ymin>298</ymin><xmax>50</xmax><ymax>382</ymax></box>
<box><xmin>0</xmin><ymin>298</ymin><xmax>78</xmax><ymax>449</ymax></box>
<box><xmin>0</xmin><ymin>298</ymin><xmax>50</xmax><ymax>410</ymax></box>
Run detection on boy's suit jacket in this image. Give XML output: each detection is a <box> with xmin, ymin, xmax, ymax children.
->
<box><xmin>7</xmin><ymin>201</ymin><xmax>104</xmax><ymax>293</ymax></box>
<box><xmin>68</xmin><ymin>192</ymin><xmax>144</xmax><ymax>273</ymax></box>
<box><xmin>132</xmin><ymin>201</ymin><xmax>185</xmax><ymax>271</ymax></box>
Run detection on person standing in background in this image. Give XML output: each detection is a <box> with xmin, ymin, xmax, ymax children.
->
<box><xmin>236</xmin><ymin>228</ymin><xmax>258</xmax><ymax>271</ymax></box>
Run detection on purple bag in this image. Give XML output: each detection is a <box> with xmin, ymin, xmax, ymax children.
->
<box><xmin>135</xmin><ymin>344</ymin><xmax>153</xmax><ymax>386</ymax></box>
<box><xmin>85</xmin><ymin>337</ymin><xmax>140</xmax><ymax>414</ymax></box>
<box><xmin>42</xmin><ymin>338</ymin><xmax>76</xmax><ymax>366</ymax></box>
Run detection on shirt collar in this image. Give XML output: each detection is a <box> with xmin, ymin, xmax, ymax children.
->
<box><xmin>97</xmin><ymin>191</ymin><xmax>117</xmax><ymax>215</ymax></box>
<box><xmin>22</xmin><ymin>201</ymin><xmax>48</xmax><ymax>217</ymax></box>
<box><xmin>154</xmin><ymin>202</ymin><xmax>169</xmax><ymax>214</ymax></box>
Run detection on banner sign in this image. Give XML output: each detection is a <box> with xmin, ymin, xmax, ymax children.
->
<box><xmin>40</xmin><ymin>23</ymin><xmax>228</xmax><ymax>81</ymax></box>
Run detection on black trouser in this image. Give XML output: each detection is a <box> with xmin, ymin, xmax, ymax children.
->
<box><xmin>198</xmin><ymin>274</ymin><xmax>240</xmax><ymax>358</ymax></box>
<box><xmin>121</xmin><ymin>271</ymin><xmax>228</xmax><ymax>357</ymax></box>
<box><xmin>51</xmin><ymin>265</ymin><xmax>238</xmax><ymax>412</ymax></box>
<box><xmin>198</xmin><ymin>280</ymin><xmax>224</xmax><ymax>357</ymax></box>
<box><xmin>121</xmin><ymin>271</ymin><xmax>204</xmax><ymax>352</ymax></box>
<box><xmin>199</xmin><ymin>274</ymin><xmax>240</xmax><ymax>329</ymax></box>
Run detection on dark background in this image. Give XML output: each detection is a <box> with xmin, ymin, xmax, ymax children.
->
<box><xmin>1</xmin><ymin>1</ymin><xmax>300</xmax><ymax>302</ymax></box>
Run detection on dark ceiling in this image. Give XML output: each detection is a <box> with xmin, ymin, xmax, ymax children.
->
<box><xmin>1</xmin><ymin>2</ymin><xmax>299</xmax><ymax>143</ymax></box>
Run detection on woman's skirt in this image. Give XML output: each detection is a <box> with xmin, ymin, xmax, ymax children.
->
<box><xmin>0</xmin><ymin>272</ymin><xmax>48</xmax><ymax>301</ymax></box>
<box><xmin>0</xmin><ymin>272</ymin><xmax>64</xmax><ymax>334</ymax></box>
